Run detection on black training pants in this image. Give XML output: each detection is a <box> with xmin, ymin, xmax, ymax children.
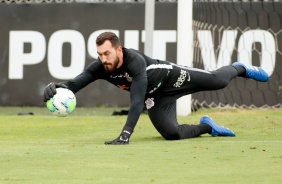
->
<box><xmin>147</xmin><ymin>65</ymin><xmax>239</xmax><ymax>140</ymax></box>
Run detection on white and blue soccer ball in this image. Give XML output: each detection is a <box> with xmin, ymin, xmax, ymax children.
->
<box><xmin>46</xmin><ymin>88</ymin><xmax>76</xmax><ymax>117</ymax></box>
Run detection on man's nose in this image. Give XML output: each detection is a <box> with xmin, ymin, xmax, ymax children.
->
<box><xmin>100</xmin><ymin>56</ymin><xmax>107</xmax><ymax>63</ymax></box>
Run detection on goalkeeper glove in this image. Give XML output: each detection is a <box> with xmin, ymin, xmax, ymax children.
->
<box><xmin>104</xmin><ymin>126</ymin><xmax>133</xmax><ymax>145</ymax></box>
<box><xmin>43</xmin><ymin>82</ymin><xmax>67</xmax><ymax>102</ymax></box>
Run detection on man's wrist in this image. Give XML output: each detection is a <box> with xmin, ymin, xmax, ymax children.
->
<box><xmin>121</xmin><ymin>126</ymin><xmax>133</xmax><ymax>137</ymax></box>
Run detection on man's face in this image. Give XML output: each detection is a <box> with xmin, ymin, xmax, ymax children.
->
<box><xmin>97</xmin><ymin>40</ymin><xmax>121</xmax><ymax>73</ymax></box>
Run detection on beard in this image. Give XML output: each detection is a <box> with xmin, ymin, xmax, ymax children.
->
<box><xmin>103</xmin><ymin>56</ymin><xmax>119</xmax><ymax>74</ymax></box>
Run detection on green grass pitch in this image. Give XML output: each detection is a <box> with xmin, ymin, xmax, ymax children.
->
<box><xmin>0</xmin><ymin>107</ymin><xmax>281</xmax><ymax>183</ymax></box>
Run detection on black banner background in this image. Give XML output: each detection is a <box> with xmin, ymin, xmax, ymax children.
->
<box><xmin>0</xmin><ymin>3</ymin><xmax>177</xmax><ymax>106</ymax></box>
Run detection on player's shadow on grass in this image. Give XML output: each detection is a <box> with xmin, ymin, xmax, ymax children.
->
<box><xmin>137</xmin><ymin>135</ymin><xmax>212</xmax><ymax>143</ymax></box>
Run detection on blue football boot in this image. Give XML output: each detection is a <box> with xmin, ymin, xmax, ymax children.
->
<box><xmin>200</xmin><ymin>116</ymin><xmax>235</xmax><ymax>137</ymax></box>
<box><xmin>232</xmin><ymin>62</ymin><xmax>268</xmax><ymax>82</ymax></box>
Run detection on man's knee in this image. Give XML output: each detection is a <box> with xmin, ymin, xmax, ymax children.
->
<box><xmin>162</xmin><ymin>131</ymin><xmax>182</xmax><ymax>140</ymax></box>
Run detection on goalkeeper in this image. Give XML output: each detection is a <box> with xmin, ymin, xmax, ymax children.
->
<box><xmin>43</xmin><ymin>32</ymin><xmax>269</xmax><ymax>145</ymax></box>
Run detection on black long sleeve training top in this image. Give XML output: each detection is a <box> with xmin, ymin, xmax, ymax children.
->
<box><xmin>63</xmin><ymin>48</ymin><xmax>173</xmax><ymax>130</ymax></box>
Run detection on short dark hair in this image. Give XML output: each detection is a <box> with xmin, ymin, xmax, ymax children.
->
<box><xmin>96</xmin><ymin>32</ymin><xmax>121</xmax><ymax>48</ymax></box>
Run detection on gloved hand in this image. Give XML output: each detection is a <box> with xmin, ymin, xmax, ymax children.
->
<box><xmin>105</xmin><ymin>126</ymin><xmax>133</xmax><ymax>145</ymax></box>
<box><xmin>43</xmin><ymin>82</ymin><xmax>67</xmax><ymax>102</ymax></box>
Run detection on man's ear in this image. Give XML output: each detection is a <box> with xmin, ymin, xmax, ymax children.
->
<box><xmin>116</xmin><ymin>46</ymin><xmax>123</xmax><ymax>56</ymax></box>
<box><xmin>117</xmin><ymin>46</ymin><xmax>122</xmax><ymax>52</ymax></box>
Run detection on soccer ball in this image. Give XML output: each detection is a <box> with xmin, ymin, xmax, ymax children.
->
<box><xmin>46</xmin><ymin>88</ymin><xmax>76</xmax><ymax>117</ymax></box>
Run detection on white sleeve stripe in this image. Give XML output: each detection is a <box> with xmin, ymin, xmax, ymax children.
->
<box><xmin>171</xmin><ymin>63</ymin><xmax>212</xmax><ymax>74</ymax></box>
<box><xmin>146</xmin><ymin>64</ymin><xmax>173</xmax><ymax>71</ymax></box>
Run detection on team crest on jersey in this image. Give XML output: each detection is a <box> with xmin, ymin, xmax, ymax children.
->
<box><xmin>173</xmin><ymin>70</ymin><xmax>190</xmax><ymax>88</ymax></box>
<box><xmin>125</xmin><ymin>72</ymin><xmax>132</xmax><ymax>82</ymax></box>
